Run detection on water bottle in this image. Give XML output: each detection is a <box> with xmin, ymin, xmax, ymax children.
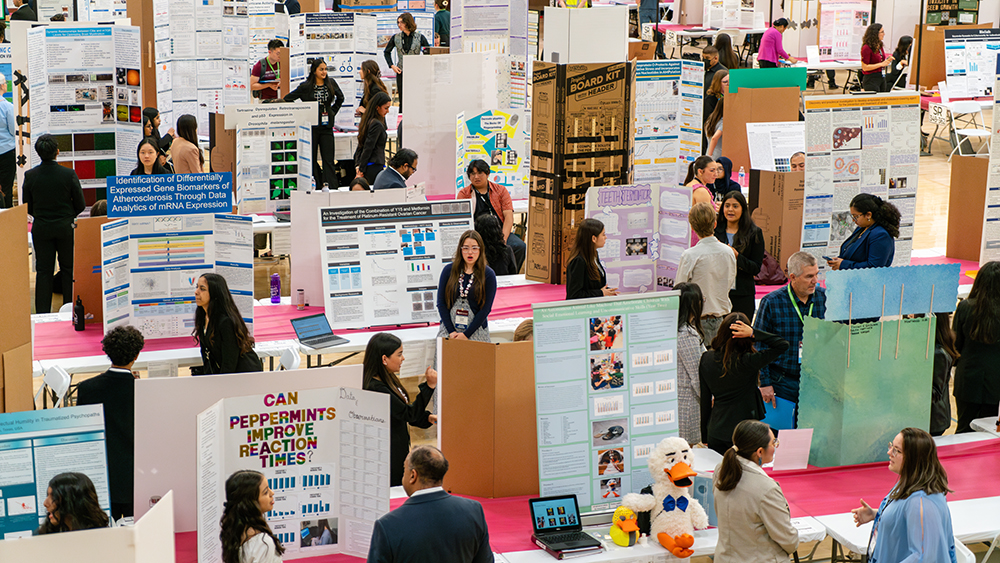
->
<box><xmin>738</xmin><ymin>166</ymin><xmax>746</xmax><ymax>188</ymax></box>
<box><xmin>73</xmin><ymin>296</ymin><xmax>85</xmax><ymax>331</ymax></box>
<box><xmin>270</xmin><ymin>273</ymin><xmax>281</xmax><ymax>304</ymax></box>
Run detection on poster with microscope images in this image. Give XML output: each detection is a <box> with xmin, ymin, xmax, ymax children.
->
<box><xmin>196</xmin><ymin>387</ymin><xmax>390</xmax><ymax>562</ymax></box>
<box><xmin>533</xmin><ymin>293</ymin><xmax>679</xmax><ymax>512</ymax></box>
<box><xmin>318</xmin><ymin>200</ymin><xmax>473</xmax><ymax>330</ymax></box>
<box><xmin>25</xmin><ymin>25</ymin><xmax>143</xmax><ymax>187</ymax></box>
<box><xmin>633</xmin><ymin>60</ymin><xmax>703</xmax><ymax>187</ymax></box>
<box><xmin>800</xmin><ymin>93</ymin><xmax>919</xmax><ymax>271</ymax></box>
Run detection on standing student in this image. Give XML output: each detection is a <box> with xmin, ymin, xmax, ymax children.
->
<box><xmin>684</xmin><ymin>156</ymin><xmax>717</xmax><ymax>208</ymax></box>
<box><xmin>38</xmin><ymin>473</ymin><xmax>109</xmax><ymax>534</ymax></box>
<box><xmin>22</xmin><ymin>134</ymin><xmax>85</xmax><ymax>314</ymax></box>
<box><xmin>171</xmin><ymin>114</ymin><xmax>204</xmax><ymax>174</ymax></box>
<box><xmin>827</xmin><ymin>193</ymin><xmax>900</xmax><ymax>270</ymax></box>
<box><xmin>703</xmin><ymin>46</ymin><xmax>726</xmax><ymax>95</ymax></box>
<box><xmin>383</xmin><ymin>13</ymin><xmax>429</xmax><ymax>111</ymax></box>
<box><xmin>675</xmin><ymin>283</ymin><xmax>706</xmax><ymax>446</ymax></box>
<box><xmin>758</xmin><ymin>19</ymin><xmax>797</xmax><ymax>68</ymax></box>
<box><xmin>704</xmin><ymin>70</ymin><xmax>728</xmax><ymax>127</ymax></box>
<box><xmin>131</xmin><ymin>138</ymin><xmax>170</xmax><ymax>175</ymax></box>
<box><xmin>220</xmin><ymin>470</ymin><xmax>286</xmax><ymax>563</ymax></box>
<box><xmin>715</xmin><ymin>191</ymin><xmax>764</xmax><ymax>320</ymax></box>
<box><xmin>456</xmin><ymin>159</ymin><xmax>525</xmax><ymax>271</ymax></box>
<box><xmin>362</xmin><ymin>333</ymin><xmax>437</xmax><ymax>486</ymax></box>
<box><xmin>356</xmin><ymin>59</ymin><xmax>387</xmax><ymax>117</ymax></box>
<box><xmin>714</xmin><ymin>32</ymin><xmax>740</xmax><ymax>70</ymax></box>
<box><xmin>700</xmin><ymin>314</ymin><xmax>789</xmax><ymax>455</ymax></box>
<box><xmin>885</xmin><ymin>35</ymin><xmax>912</xmax><ymax>90</ymax></box>
<box><xmin>851</xmin><ymin>429</ymin><xmax>957</xmax><ymax>563</ymax></box>
<box><xmin>433</xmin><ymin>0</ymin><xmax>450</xmax><ymax>46</ymax></box>
<box><xmin>354</xmin><ymin>91</ymin><xmax>391</xmax><ymax>185</ymax></box>
<box><xmin>9</xmin><ymin>0</ymin><xmax>36</xmax><ymax>21</ymax></box>
<box><xmin>251</xmin><ymin>39</ymin><xmax>284</xmax><ymax>100</ymax></box>
<box><xmin>475</xmin><ymin>213</ymin><xmax>517</xmax><ymax>276</ymax></box>
<box><xmin>676</xmin><ymin>202</ymin><xmax>736</xmax><ymax>343</ymax></box>
<box><xmin>193</xmin><ymin>273</ymin><xmax>263</xmax><ymax>375</ymax></box>
<box><xmin>713</xmin><ymin>157</ymin><xmax>740</xmax><ymax>199</ymax></box>
<box><xmin>566</xmin><ymin>218</ymin><xmax>618</xmax><ymax>300</ymax></box>
<box><xmin>930</xmin><ymin>312</ymin><xmax>958</xmax><ymax>436</ymax></box>
<box><xmin>142</xmin><ymin>107</ymin><xmax>174</xmax><ymax>152</ymax></box>
<box><xmin>0</xmin><ymin>73</ymin><xmax>15</xmax><ymax>208</ymax></box>
<box><xmin>284</xmin><ymin>58</ymin><xmax>345</xmax><ymax>189</ymax></box>
<box><xmin>705</xmin><ymin>101</ymin><xmax>725</xmax><ymax>160</ymax></box>
<box><xmin>951</xmin><ymin>261</ymin><xmax>1000</xmax><ymax>433</ymax></box>
<box><xmin>436</xmin><ymin>231</ymin><xmax>497</xmax><ymax>342</ymax></box>
<box><xmin>860</xmin><ymin>23</ymin><xmax>893</xmax><ymax>93</ymax></box>
<box><xmin>76</xmin><ymin>326</ymin><xmax>145</xmax><ymax>520</ymax></box>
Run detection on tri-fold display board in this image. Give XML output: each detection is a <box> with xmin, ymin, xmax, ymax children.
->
<box><xmin>633</xmin><ymin>60</ymin><xmax>704</xmax><ymax>187</ymax></box>
<box><xmin>943</xmin><ymin>27</ymin><xmax>1000</xmax><ymax>100</ymax></box>
<box><xmin>456</xmin><ymin>109</ymin><xmax>529</xmax><ymax>200</ymax></box>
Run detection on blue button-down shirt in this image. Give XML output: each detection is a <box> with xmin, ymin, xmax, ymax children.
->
<box><xmin>753</xmin><ymin>284</ymin><xmax>826</xmax><ymax>386</ymax></box>
<box><xmin>0</xmin><ymin>97</ymin><xmax>15</xmax><ymax>155</ymax></box>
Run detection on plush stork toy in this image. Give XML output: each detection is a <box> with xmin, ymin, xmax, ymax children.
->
<box><xmin>622</xmin><ymin>437</ymin><xmax>708</xmax><ymax>558</ymax></box>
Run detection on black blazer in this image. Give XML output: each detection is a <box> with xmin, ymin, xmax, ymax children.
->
<box><xmin>284</xmin><ymin>77</ymin><xmax>346</xmax><ymax>130</ymax></box>
<box><xmin>714</xmin><ymin>223</ymin><xmax>765</xmax><ymax>298</ymax></box>
<box><xmin>76</xmin><ymin>369</ymin><xmax>134</xmax><ymax>505</ymax></box>
<box><xmin>22</xmin><ymin>161</ymin><xmax>85</xmax><ymax>230</ymax></box>
<box><xmin>953</xmin><ymin>298</ymin><xmax>1000</xmax><ymax>405</ymax></box>
<box><xmin>354</xmin><ymin>118</ymin><xmax>387</xmax><ymax>173</ymax></box>
<box><xmin>700</xmin><ymin>329</ymin><xmax>789</xmax><ymax>443</ymax></box>
<box><xmin>566</xmin><ymin>254</ymin><xmax>606</xmax><ymax>300</ymax></box>
<box><xmin>10</xmin><ymin>4</ymin><xmax>37</xmax><ymax>20</ymax></box>
<box><xmin>364</xmin><ymin>377</ymin><xmax>433</xmax><ymax>486</ymax></box>
<box><xmin>367</xmin><ymin>490</ymin><xmax>492</xmax><ymax>563</ymax></box>
<box><xmin>198</xmin><ymin>315</ymin><xmax>262</xmax><ymax>375</ymax></box>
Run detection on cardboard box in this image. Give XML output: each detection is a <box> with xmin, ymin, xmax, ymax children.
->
<box><xmin>748</xmin><ymin>170</ymin><xmax>804</xmax><ymax>274</ymax></box>
<box><xmin>722</xmin><ymin>87</ymin><xmax>801</xmax><ymax>178</ymax></box>
<box><xmin>527</xmin><ymin>61</ymin><xmax>635</xmax><ymax>283</ymax></box>
<box><xmin>0</xmin><ymin>205</ymin><xmax>33</xmax><ymax>412</ymax></box>
<box><xmin>628</xmin><ymin>40</ymin><xmax>656</xmax><ymax>61</ymax></box>
<box><xmin>73</xmin><ymin>216</ymin><xmax>112</xmax><ymax>325</ymax></box>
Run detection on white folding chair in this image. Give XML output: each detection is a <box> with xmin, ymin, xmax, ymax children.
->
<box><xmin>955</xmin><ymin>537</ymin><xmax>975</xmax><ymax>563</ymax></box>
<box><xmin>948</xmin><ymin>100</ymin><xmax>991</xmax><ymax>161</ymax></box>
<box><xmin>34</xmin><ymin>365</ymin><xmax>72</xmax><ymax>408</ymax></box>
<box><xmin>280</xmin><ymin>347</ymin><xmax>301</xmax><ymax>371</ymax></box>
<box><xmin>58</xmin><ymin>302</ymin><xmax>73</xmax><ymax>314</ymax></box>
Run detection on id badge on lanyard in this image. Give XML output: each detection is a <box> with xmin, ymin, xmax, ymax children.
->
<box><xmin>320</xmin><ymin>107</ymin><xmax>329</xmax><ymax>126</ymax></box>
<box><xmin>455</xmin><ymin>299</ymin><xmax>471</xmax><ymax>332</ymax></box>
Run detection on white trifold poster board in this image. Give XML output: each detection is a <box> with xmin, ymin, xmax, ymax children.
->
<box><xmin>944</xmin><ymin>28</ymin><xmax>1000</xmax><ymax>100</ymax></box>
<box><xmin>0</xmin><ymin>405</ymin><xmax>110</xmax><ymax>540</ymax></box>
<box><xmin>703</xmin><ymin>0</ymin><xmax>761</xmax><ymax>29</ymax></box>
<box><xmin>450</xmin><ymin>0</ymin><xmax>529</xmax><ymax>57</ymax></box>
<box><xmin>225</xmin><ymin>103</ymin><xmax>316</xmax><ymax>212</ymax></box>
<box><xmin>318</xmin><ymin>200</ymin><xmax>473</xmax><ymax>329</ymax></box>
<box><xmin>633</xmin><ymin>60</ymin><xmax>704</xmax><ymax>187</ymax></box>
<box><xmin>979</xmin><ymin>64</ymin><xmax>1000</xmax><ymax>263</ymax></box>
<box><xmin>817</xmin><ymin>1</ymin><xmax>871</xmax><ymax>61</ymax></box>
<box><xmin>197</xmin><ymin>387</ymin><xmax>390</xmax><ymax>562</ymax></box>
<box><xmin>800</xmin><ymin>93</ymin><xmax>919</xmax><ymax>269</ymax></box>
<box><xmin>456</xmin><ymin>109</ymin><xmax>529</xmax><ymax>200</ymax></box>
<box><xmin>25</xmin><ymin>24</ymin><xmax>143</xmax><ymax>186</ymax></box>
<box><xmin>542</xmin><ymin>7</ymin><xmax>628</xmax><ymax>64</ymax></box>
<box><xmin>746</xmin><ymin>121</ymin><xmax>806</xmax><ymax>172</ymax></box>
<box><xmin>101</xmin><ymin>212</ymin><xmax>254</xmax><ymax>339</ymax></box>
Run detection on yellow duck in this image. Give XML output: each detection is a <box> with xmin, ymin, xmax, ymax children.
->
<box><xmin>609</xmin><ymin>506</ymin><xmax>640</xmax><ymax>547</ymax></box>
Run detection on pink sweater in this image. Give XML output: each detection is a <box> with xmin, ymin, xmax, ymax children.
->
<box><xmin>758</xmin><ymin>27</ymin><xmax>789</xmax><ymax>64</ymax></box>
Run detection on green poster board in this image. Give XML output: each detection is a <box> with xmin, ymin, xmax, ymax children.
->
<box><xmin>728</xmin><ymin>67</ymin><xmax>808</xmax><ymax>94</ymax></box>
<box><xmin>799</xmin><ymin>317</ymin><xmax>934</xmax><ymax>467</ymax></box>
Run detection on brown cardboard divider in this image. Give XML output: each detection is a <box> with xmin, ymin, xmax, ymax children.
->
<box><xmin>948</xmin><ymin>155</ymin><xmax>988</xmax><ymax>262</ymax></box>
<box><xmin>440</xmin><ymin>339</ymin><xmax>538</xmax><ymax>498</ymax></box>
<box><xmin>74</xmin><ymin>216</ymin><xmax>111</xmax><ymax>325</ymax></box>
<box><xmin>748</xmin><ymin>170</ymin><xmax>804</xmax><ymax>274</ymax></box>
<box><xmin>722</xmin><ymin>87</ymin><xmax>800</xmax><ymax>178</ymax></box>
<box><xmin>0</xmin><ymin>205</ymin><xmax>32</xmax><ymax>412</ymax></box>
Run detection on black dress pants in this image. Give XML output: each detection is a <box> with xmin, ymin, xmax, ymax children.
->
<box><xmin>311</xmin><ymin>126</ymin><xmax>337</xmax><ymax>189</ymax></box>
<box><xmin>0</xmin><ymin>149</ymin><xmax>14</xmax><ymax>208</ymax></box>
<box><xmin>34</xmin><ymin>223</ymin><xmax>74</xmax><ymax>314</ymax></box>
<box><xmin>955</xmin><ymin>398</ymin><xmax>998</xmax><ymax>433</ymax></box>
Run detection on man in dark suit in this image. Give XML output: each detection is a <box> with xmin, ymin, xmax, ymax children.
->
<box><xmin>9</xmin><ymin>0</ymin><xmax>37</xmax><ymax>21</ymax></box>
<box><xmin>372</xmin><ymin>148</ymin><xmax>418</xmax><ymax>190</ymax></box>
<box><xmin>76</xmin><ymin>325</ymin><xmax>146</xmax><ymax>520</ymax></box>
<box><xmin>367</xmin><ymin>446</ymin><xmax>492</xmax><ymax>563</ymax></box>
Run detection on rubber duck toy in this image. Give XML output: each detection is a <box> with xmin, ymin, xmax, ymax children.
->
<box><xmin>609</xmin><ymin>505</ymin><xmax>640</xmax><ymax>547</ymax></box>
<box><xmin>622</xmin><ymin>437</ymin><xmax>708</xmax><ymax>558</ymax></box>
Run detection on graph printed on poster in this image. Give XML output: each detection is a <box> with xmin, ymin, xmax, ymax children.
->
<box><xmin>584</xmin><ymin>184</ymin><xmax>691</xmax><ymax>294</ymax></box>
<box><xmin>318</xmin><ymin>201</ymin><xmax>473</xmax><ymax>330</ymax></box>
<box><xmin>943</xmin><ymin>28</ymin><xmax>1000</xmax><ymax>100</ymax></box>
<box><xmin>800</xmin><ymin>93</ymin><xmax>919</xmax><ymax>270</ymax></box>
<box><xmin>979</xmin><ymin>61</ymin><xmax>1000</xmax><ymax>263</ymax></box>
<box><xmin>450</xmin><ymin>0</ymin><xmax>529</xmax><ymax>57</ymax></box>
<box><xmin>196</xmin><ymin>387</ymin><xmax>390</xmax><ymax>562</ymax></box>
<box><xmin>817</xmin><ymin>1</ymin><xmax>871</xmax><ymax>61</ymax></box>
<box><xmin>703</xmin><ymin>0</ymin><xmax>759</xmax><ymax>29</ymax></box>
<box><xmin>25</xmin><ymin>25</ymin><xmax>143</xmax><ymax>186</ymax></box>
<box><xmin>533</xmin><ymin>293</ymin><xmax>679</xmax><ymax>512</ymax></box>
<box><xmin>634</xmin><ymin>60</ymin><xmax>704</xmax><ymax>187</ymax></box>
<box><xmin>0</xmin><ymin>406</ymin><xmax>110</xmax><ymax>540</ymax></box>
<box><xmin>456</xmin><ymin>109</ymin><xmax>529</xmax><ymax>200</ymax></box>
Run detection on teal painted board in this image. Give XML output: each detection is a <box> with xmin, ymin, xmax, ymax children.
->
<box><xmin>800</xmin><ymin>316</ymin><xmax>935</xmax><ymax>467</ymax></box>
<box><xmin>728</xmin><ymin>67</ymin><xmax>808</xmax><ymax>93</ymax></box>
<box><xmin>824</xmin><ymin>264</ymin><xmax>961</xmax><ymax>321</ymax></box>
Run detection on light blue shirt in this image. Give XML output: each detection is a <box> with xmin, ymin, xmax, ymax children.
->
<box><xmin>0</xmin><ymin>98</ymin><xmax>15</xmax><ymax>155</ymax></box>
<box><xmin>871</xmin><ymin>490</ymin><xmax>956</xmax><ymax>563</ymax></box>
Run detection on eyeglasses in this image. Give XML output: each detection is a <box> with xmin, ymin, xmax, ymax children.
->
<box><xmin>888</xmin><ymin>443</ymin><xmax>902</xmax><ymax>457</ymax></box>
<box><xmin>773</xmin><ymin>439</ymin><xmax>780</xmax><ymax>448</ymax></box>
<box><xmin>461</xmin><ymin>246</ymin><xmax>480</xmax><ymax>252</ymax></box>
<box><xmin>851</xmin><ymin>213</ymin><xmax>863</xmax><ymax>221</ymax></box>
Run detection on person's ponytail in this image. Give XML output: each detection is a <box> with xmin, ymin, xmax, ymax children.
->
<box><xmin>877</xmin><ymin>199</ymin><xmax>901</xmax><ymax>238</ymax></box>
<box><xmin>714</xmin><ymin>419</ymin><xmax>772</xmax><ymax>492</ymax></box>
<box><xmin>714</xmin><ymin>447</ymin><xmax>744</xmax><ymax>492</ymax></box>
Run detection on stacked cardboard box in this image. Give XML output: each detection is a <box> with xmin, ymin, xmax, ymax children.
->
<box><xmin>526</xmin><ymin>61</ymin><xmax>635</xmax><ymax>283</ymax></box>
<box><xmin>748</xmin><ymin>170</ymin><xmax>804</xmax><ymax>274</ymax></box>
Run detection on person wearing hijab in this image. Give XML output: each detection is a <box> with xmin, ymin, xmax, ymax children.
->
<box><xmin>713</xmin><ymin>157</ymin><xmax>740</xmax><ymax>200</ymax></box>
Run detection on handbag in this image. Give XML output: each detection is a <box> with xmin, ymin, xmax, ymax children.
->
<box><xmin>755</xmin><ymin>250</ymin><xmax>788</xmax><ymax>285</ymax></box>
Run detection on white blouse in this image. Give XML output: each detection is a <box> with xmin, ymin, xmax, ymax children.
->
<box><xmin>240</xmin><ymin>533</ymin><xmax>284</xmax><ymax>563</ymax></box>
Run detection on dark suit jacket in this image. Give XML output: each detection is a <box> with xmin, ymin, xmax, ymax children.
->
<box><xmin>354</xmin><ymin>119</ymin><xmax>387</xmax><ymax>173</ymax></box>
<box><xmin>198</xmin><ymin>315</ymin><xmax>262</xmax><ymax>375</ymax></box>
<box><xmin>10</xmin><ymin>4</ymin><xmax>37</xmax><ymax>20</ymax></box>
<box><xmin>284</xmin><ymin>76</ymin><xmax>345</xmax><ymax>130</ymax></box>
<box><xmin>367</xmin><ymin>489</ymin><xmax>492</xmax><ymax>563</ymax></box>
<box><xmin>565</xmin><ymin>254</ymin><xmax>606</xmax><ymax>300</ymax></box>
<box><xmin>953</xmin><ymin>298</ymin><xmax>1000</xmax><ymax>405</ymax></box>
<box><xmin>364</xmin><ymin>378</ymin><xmax>433</xmax><ymax>486</ymax></box>
<box><xmin>22</xmin><ymin>161</ymin><xmax>85</xmax><ymax>230</ymax></box>
<box><xmin>837</xmin><ymin>224</ymin><xmax>895</xmax><ymax>269</ymax></box>
<box><xmin>76</xmin><ymin>368</ymin><xmax>135</xmax><ymax>505</ymax></box>
<box><xmin>714</xmin><ymin>223</ymin><xmax>765</xmax><ymax>298</ymax></box>
<box><xmin>372</xmin><ymin>166</ymin><xmax>407</xmax><ymax>190</ymax></box>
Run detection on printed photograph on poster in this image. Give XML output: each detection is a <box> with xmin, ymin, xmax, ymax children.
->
<box><xmin>589</xmin><ymin>316</ymin><xmax>624</xmax><ymax>351</ymax></box>
<box><xmin>592</xmin><ymin>418</ymin><xmax>629</xmax><ymax>446</ymax></box>
<box><xmin>600</xmin><ymin>478</ymin><xmax>622</xmax><ymax>499</ymax></box>
<box><xmin>597</xmin><ymin>448</ymin><xmax>625</xmax><ymax>475</ymax></box>
<box><xmin>590</xmin><ymin>353</ymin><xmax>624</xmax><ymax>390</ymax></box>
<box><xmin>625</xmin><ymin>238</ymin><xmax>648</xmax><ymax>256</ymax></box>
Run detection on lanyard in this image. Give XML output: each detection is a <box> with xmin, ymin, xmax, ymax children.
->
<box><xmin>787</xmin><ymin>285</ymin><xmax>813</xmax><ymax>324</ymax></box>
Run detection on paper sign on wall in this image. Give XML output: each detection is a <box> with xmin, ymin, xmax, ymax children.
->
<box><xmin>456</xmin><ymin>109</ymin><xmax>529</xmax><ymax>200</ymax></box>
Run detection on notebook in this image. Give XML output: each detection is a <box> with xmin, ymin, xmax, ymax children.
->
<box><xmin>290</xmin><ymin>313</ymin><xmax>349</xmax><ymax>350</ymax></box>
<box><xmin>528</xmin><ymin>495</ymin><xmax>602</xmax><ymax>554</ymax></box>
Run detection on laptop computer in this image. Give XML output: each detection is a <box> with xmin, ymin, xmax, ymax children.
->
<box><xmin>290</xmin><ymin>313</ymin><xmax>349</xmax><ymax>350</ymax></box>
<box><xmin>528</xmin><ymin>495</ymin><xmax>602</xmax><ymax>555</ymax></box>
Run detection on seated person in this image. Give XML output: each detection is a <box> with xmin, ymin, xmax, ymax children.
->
<box><xmin>373</xmin><ymin>148</ymin><xmax>418</xmax><ymax>190</ymax></box>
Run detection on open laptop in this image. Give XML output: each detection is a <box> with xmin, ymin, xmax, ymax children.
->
<box><xmin>290</xmin><ymin>313</ymin><xmax>349</xmax><ymax>350</ymax></box>
<box><xmin>528</xmin><ymin>495</ymin><xmax>602</xmax><ymax>553</ymax></box>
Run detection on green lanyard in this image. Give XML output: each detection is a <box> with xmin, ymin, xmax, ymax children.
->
<box><xmin>787</xmin><ymin>285</ymin><xmax>813</xmax><ymax>324</ymax></box>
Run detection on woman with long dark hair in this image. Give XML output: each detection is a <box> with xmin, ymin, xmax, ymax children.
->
<box><xmin>715</xmin><ymin>33</ymin><xmax>740</xmax><ymax>70</ymax></box>
<box><xmin>193</xmin><ymin>273</ymin><xmax>262</xmax><ymax>375</ymax></box>
<box><xmin>828</xmin><ymin>192</ymin><xmax>900</xmax><ymax>270</ymax></box>
<box><xmin>285</xmin><ymin>58</ymin><xmax>346</xmax><ymax>189</ymax></box>
<box><xmin>713</xmin><ymin>420</ymin><xmax>797</xmax><ymax>562</ymax></box>
<box><xmin>700</xmin><ymin>313</ymin><xmax>789</xmax><ymax>454</ymax></box>
<box><xmin>354</xmin><ymin>90</ymin><xmax>391</xmax><ymax>185</ymax></box>
<box><xmin>436</xmin><ymin>230</ymin><xmax>497</xmax><ymax>342</ymax></box>
<box><xmin>860</xmin><ymin>23</ymin><xmax>893</xmax><ymax>92</ymax></box>
<box><xmin>131</xmin><ymin>137</ymin><xmax>169</xmax><ymax>175</ymax></box>
<box><xmin>383</xmin><ymin>12</ymin><xmax>429</xmax><ymax>111</ymax></box>
<box><xmin>38</xmin><ymin>472</ymin><xmax>109</xmax><ymax>534</ymax></box>
<box><xmin>219</xmin><ymin>470</ymin><xmax>285</xmax><ymax>563</ymax></box>
<box><xmin>705</xmin><ymin>101</ymin><xmax>725</xmax><ymax>161</ymax></box>
<box><xmin>362</xmin><ymin>333</ymin><xmax>437</xmax><ymax>486</ymax></box>
<box><xmin>885</xmin><ymin>35</ymin><xmax>912</xmax><ymax>90</ymax></box>
<box><xmin>675</xmin><ymin>282</ymin><xmax>706</xmax><ymax>445</ymax></box>
<box><xmin>952</xmin><ymin>261</ymin><xmax>1000</xmax><ymax>432</ymax></box>
<box><xmin>852</xmin><ymin>428</ymin><xmax>956</xmax><ymax>561</ymax></box>
<box><xmin>566</xmin><ymin>218</ymin><xmax>618</xmax><ymax>299</ymax></box>
<box><xmin>172</xmin><ymin>114</ymin><xmax>204</xmax><ymax>174</ymax></box>
<box><xmin>355</xmin><ymin>59</ymin><xmax>387</xmax><ymax>117</ymax></box>
<box><xmin>475</xmin><ymin>213</ymin><xmax>517</xmax><ymax>276</ymax></box>
<box><xmin>931</xmin><ymin>312</ymin><xmax>959</xmax><ymax>436</ymax></box>
<box><xmin>715</xmin><ymin>191</ymin><xmax>764</xmax><ymax>319</ymax></box>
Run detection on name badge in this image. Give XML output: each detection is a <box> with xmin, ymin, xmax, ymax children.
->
<box><xmin>320</xmin><ymin>108</ymin><xmax>329</xmax><ymax>126</ymax></box>
<box><xmin>455</xmin><ymin>308</ymin><xmax>470</xmax><ymax>331</ymax></box>
<box><xmin>798</xmin><ymin>341</ymin><xmax>803</xmax><ymax>362</ymax></box>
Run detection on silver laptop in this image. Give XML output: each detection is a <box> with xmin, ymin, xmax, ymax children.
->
<box><xmin>290</xmin><ymin>314</ymin><xmax>349</xmax><ymax>349</ymax></box>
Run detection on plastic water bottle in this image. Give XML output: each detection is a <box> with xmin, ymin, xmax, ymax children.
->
<box><xmin>270</xmin><ymin>273</ymin><xmax>281</xmax><ymax>304</ymax></box>
<box><xmin>738</xmin><ymin>166</ymin><xmax>746</xmax><ymax>188</ymax></box>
